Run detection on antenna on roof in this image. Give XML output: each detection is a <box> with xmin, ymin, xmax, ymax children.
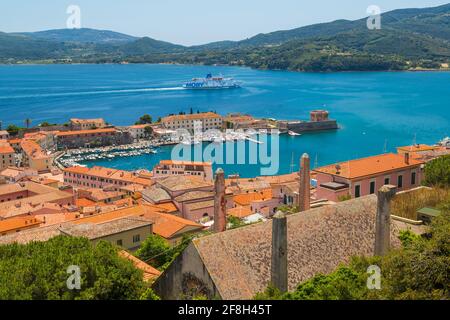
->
<box><xmin>383</xmin><ymin>139</ymin><xmax>388</xmax><ymax>153</ymax></box>
<box><xmin>314</xmin><ymin>154</ymin><xmax>318</xmax><ymax>169</ymax></box>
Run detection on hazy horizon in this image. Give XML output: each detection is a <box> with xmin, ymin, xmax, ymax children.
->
<box><xmin>1</xmin><ymin>0</ymin><xmax>449</xmax><ymax>45</ymax></box>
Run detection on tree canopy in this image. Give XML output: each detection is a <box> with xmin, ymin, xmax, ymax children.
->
<box><xmin>135</xmin><ymin>114</ymin><xmax>152</xmax><ymax>125</ymax></box>
<box><xmin>424</xmin><ymin>155</ymin><xmax>450</xmax><ymax>187</ymax></box>
<box><xmin>0</xmin><ymin>236</ymin><xmax>147</xmax><ymax>300</ymax></box>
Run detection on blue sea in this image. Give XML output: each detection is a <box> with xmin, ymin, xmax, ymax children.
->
<box><xmin>0</xmin><ymin>64</ymin><xmax>449</xmax><ymax>177</ymax></box>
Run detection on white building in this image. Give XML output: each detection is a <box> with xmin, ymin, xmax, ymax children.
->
<box><xmin>161</xmin><ymin>112</ymin><xmax>223</xmax><ymax>132</ymax></box>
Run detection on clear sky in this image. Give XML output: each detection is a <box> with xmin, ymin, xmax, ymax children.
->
<box><xmin>1</xmin><ymin>0</ymin><xmax>448</xmax><ymax>45</ymax></box>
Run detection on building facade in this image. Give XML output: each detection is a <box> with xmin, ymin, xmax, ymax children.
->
<box><xmin>314</xmin><ymin>153</ymin><xmax>424</xmax><ymax>202</ymax></box>
<box><xmin>152</xmin><ymin>160</ymin><xmax>213</xmax><ymax>181</ymax></box>
<box><xmin>161</xmin><ymin>112</ymin><xmax>223</xmax><ymax>132</ymax></box>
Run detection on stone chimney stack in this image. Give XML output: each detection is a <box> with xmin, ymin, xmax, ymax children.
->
<box><xmin>404</xmin><ymin>152</ymin><xmax>410</xmax><ymax>165</ymax></box>
<box><xmin>374</xmin><ymin>185</ymin><xmax>397</xmax><ymax>256</ymax></box>
<box><xmin>271</xmin><ymin>211</ymin><xmax>288</xmax><ymax>293</ymax></box>
<box><xmin>214</xmin><ymin>168</ymin><xmax>227</xmax><ymax>233</ymax></box>
<box><xmin>298</xmin><ymin>153</ymin><xmax>311</xmax><ymax>212</ymax></box>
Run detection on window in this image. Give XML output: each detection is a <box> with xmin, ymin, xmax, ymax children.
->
<box><xmin>370</xmin><ymin>181</ymin><xmax>376</xmax><ymax>194</ymax></box>
<box><xmin>116</xmin><ymin>239</ymin><xmax>123</xmax><ymax>246</ymax></box>
<box><xmin>132</xmin><ymin>234</ymin><xmax>141</xmax><ymax>243</ymax></box>
<box><xmin>411</xmin><ymin>172</ymin><xmax>416</xmax><ymax>185</ymax></box>
<box><xmin>384</xmin><ymin>177</ymin><xmax>390</xmax><ymax>185</ymax></box>
<box><xmin>398</xmin><ymin>175</ymin><xmax>403</xmax><ymax>188</ymax></box>
<box><xmin>355</xmin><ymin>185</ymin><xmax>361</xmax><ymax>198</ymax></box>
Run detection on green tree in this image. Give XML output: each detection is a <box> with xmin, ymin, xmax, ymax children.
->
<box><xmin>6</xmin><ymin>124</ymin><xmax>21</xmax><ymax>136</ymax></box>
<box><xmin>0</xmin><ymin>236</ymin><xmax>146</xmax><ymax>300</ymax></box>
<box><xmin>135</xmin><ymin>234</ymin><xmax>172</xmax><ymax>269</ymax></box>
<box><xmin>144</xmin><ymin>126</ymin><xmax>153</xmax><ymax>137</ymax></box>
<box><xmin>423</xmin><ymin>155</ymin><xmax>450</xmax><ymax>187</ymax></box>
<box><xmin>135</xmin><ymin>114</ymin><xmax>152</xmax><ymax>125</ymax></box>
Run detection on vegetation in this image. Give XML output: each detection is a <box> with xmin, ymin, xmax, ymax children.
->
<box><xmin>135</xmin><ymin>114</ymin><xmax>152</xmax><ymax>125</ymax></box>
<box><xmin>391</xmin><ymin>187</ymin><xmax>450</xmax><ymax>220</ymax></box>
<box><xmin>0</xmin><ymin>236</ymin><xmax>148</xmax><ymax>300</ymax></box>
<box><xmin>424</xmin><ymin>155</ymin><xmax>450</xmax><ymax>188</ymax></box>
<box><xmin>1</xmin><ymin>5</ymin><xmax>450</xmax><ymax>71</ymax></box>
<box><xmin>338</xmin><ymin>194</ymin><xmax>352</xmax><ymax>202</ymax></box>
<box><xmin>276</xmin><ymin>205</ymin><xmax>299</xmax><ymax>214</ymax></box>
<box><xmin>227</xmin><ymin>215</ymin><xmax>246</xmax><ymax>229</ymax></box>
<box><xmin>135</xmin><ymin>234</ymin><xmax>193</xmax><ymax>271</ymax></box>
<box><xmin>255</xmin><ymin>201</ymin><xmax>450</xmax><ymax>300</ymax></box>
<box><xmin>6</xmin><ymin>124</ymin><xmax>22</xmax><ymax>136</ymax></box>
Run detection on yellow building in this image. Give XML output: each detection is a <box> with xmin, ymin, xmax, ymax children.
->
<box><xmin>0</xmin><ymin>142</ymin><xmax>15</xmax><ymax>170</ymax></box>
<box><xmin>161</xmin><ymin>112</ymin><xmax>223</xmax><ymax>131</ymax></box>
<box><xmin>20</xmin><ymin>140</ymin><xmax>53</xmax><ymax>173</ymax></box>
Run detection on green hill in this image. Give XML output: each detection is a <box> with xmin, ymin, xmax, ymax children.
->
<box><xmin>1</xmin><ymin>3</ymin><xmax>450</xmax><ymax>71</ymax></box>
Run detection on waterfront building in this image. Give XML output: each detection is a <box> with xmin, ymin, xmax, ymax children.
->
<box><xmin>223</xmin><ymin>114</ymin><xmax>255</xmax><ymax>129</ymax></box>
<box><xmin>55</xmin><ymin>128</ymin><xmax>132</xmax><ymax>149</ymax></box>
<box><xmin>0</xmin><ymin>142</ymin><xmax>16</xmax><ymax>171</ymax></box>
<box><xmin>0</xmin><ymin>130</ymin><xmax>10</xmax><ymax>140</ymax></box>
<box><xmin>152</xmin><ymin>160</ymin><xmax>213</xmax><ymax>181</ymax></box>
<box><xmin>69</xmin><ymin>118</ymin><xmax>106</xmax><ymax>130</ymax></box>
<box><xmin>127</xmin><ymin>124</ymin><xmax>152</xmax><ymax>141</ymax></box>
<box><xmin>161</xmin><ymin>112</ymin><xmax>223</xmax><ymax>132</ymax></box>
<box><xmin>20</xmin><ymin>140</ymin><xmax>53</xmax><ymax>173</ymax></box>
<box><xmin>63</xmin><ymin>166</ymin><xmax>153</xmax><ymax>190</ymax></box>
<box><xmin>314</xmin><ymin>153</ymin><xmax>424</xmax><ymax>202</ymax></box>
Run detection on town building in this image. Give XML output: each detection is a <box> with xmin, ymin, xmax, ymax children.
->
<box><xmin>142</xmin><ymin>175</ymin><xmax>215</xmax><ymax>222</ymax></box>
<box><xmin>0</xmin><ymin>142</ymin><xmax>15</xmax><ymax>170</ymax></box>
<box><xmin>0</xmin><ymin>216</ymin><xmax>43</xmax><ymax>237</ymax></box>
<box><xmin>127</xmin><ymin>124</ymin><xmax>152</xmax><ymax>141</ymax></box>
<box><xmin>69</xmin><ymin>118</ymin><xmax>106</xmax><ymax>131</ymax></box>
<box><xmin>63</xmin><ymin>166</ymin><xmax>153</xmax><ymax>190</ymax></box>
<box><xmin>20</xmin><ymin>140</ymin><xmax>53</xmax><ymax>173</ymax></box>
<box><xmin>314</xmin><ymin>153</ymin><xmax>424</xmax><ymax>202</ymax></box>
<box><xmin>0</xmin><ymin>130</ymin><xmax>10</xmax><ymax>140</ymax></box>
<box><xmin>0</xmin><ymin>167</ymin><xmax>38</xmax><ymax>183</ymax></box>
<box><xmin>152</xmin><ymin>160</ymin><xmax>213</xmax><ymax>181</ymax></box>
<box><xmin>161</xmin><ymin>112</ymin><xmax>223</xmax><ymax>132</ymax></box>
<box><xmin>59</xmin><ymin>217</ymin><xmax>153</xmax><ymax>251</ymax></box>
<box><xmin>0</xmin><ymin>181</ymin><xmax>75</xmax><ymax>219</ymax></box>
<box><xmin>55</xmin><ymin>128</ymin><xmax>132</xmax><ymax>149</ymax></box>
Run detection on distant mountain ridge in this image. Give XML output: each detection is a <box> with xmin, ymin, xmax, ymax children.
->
<box><xmin>17</xmin><ymin>28</ymin><xmax>138</xmax><ymax>43</ymax></box>
<box><xmin>1</xmin><ymin>3</ymin><xmax>450</xmax><ymax>71</ymax></box>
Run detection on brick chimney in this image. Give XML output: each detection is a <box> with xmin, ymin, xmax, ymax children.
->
<box><xmin>298</xmin><ymin>153</ymin><xmax>310</xmax><ymax>212</ymax></box>
<box><xmin>271</xmin><ymin>211</ymin><xmax>288</xmax><ymax>293</ymax></box>
<box><xmin>404</xmin><ymin>152</ymin><xmax>410</xmax><ymax>165</ymax></box>
<box><xmin>374</xmin><ymin>185</ymin><xmax>397</xmax><ymax>256</ymax></box>
<box><xmin>214</xmin><ymin>168</ymin><xmax>227</xmax><ymax>233</ymax></box>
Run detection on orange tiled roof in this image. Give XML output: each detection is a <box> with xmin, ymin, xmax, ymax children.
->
<box><xmin>20</xmin><ymin>140</ymin><xmax>50</xmax><ymax>160</ymax></box>
<box><xmin>227</xmin><ymin>206</ymin><xmax>253</xmax><ymax>218</ymax></box>
<box><xmin>313</xmin><ymin>153</ymin><xmax>424</xmax><ymax>180</ymax></box>
<box><xmin>118</xmin><ymin>250</ymin><xmax>161</xmax><ymax>281</ymax></box>
<box><xmin>0</xmin><ymin>142</ymin><xmax>14</xmax><ymax>154</ymax></box>
<box><xmin>0</xmin><ymin>216</ymin><xmax>43</xmax><ymax>233</ymax></box>
<box><xmin>152</xmin><ymin>202</ymin><xmax>178</xmax><ymax>213</ymax></box>
<box><xmin>56</xmin><ymin>128</ymin><xmax>116</xmax><ymax>137</ymax></box>
<box><xmin>76</xmin><ymin>198</ymin><xmax>97</xmax><ymax>207</ymax></box>
<box><xmin>397</xmin><ymin>144</ymin><xmax>439</xmax><ymax>153</ymax></box>
<box><xmin>64</xmin><ymin>166</ymin><xmax>152</xmax><ymax>186</ymax></box>
<box><xmin>233</xmin><ymin>189</ymin><xmax>273</xmax><ymax>206</ymax></box>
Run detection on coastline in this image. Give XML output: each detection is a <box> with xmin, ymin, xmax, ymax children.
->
<box><xmin>1</xmin><ymin>61</ymin><xmax>449</xmax><ymax>73</ymax></box>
